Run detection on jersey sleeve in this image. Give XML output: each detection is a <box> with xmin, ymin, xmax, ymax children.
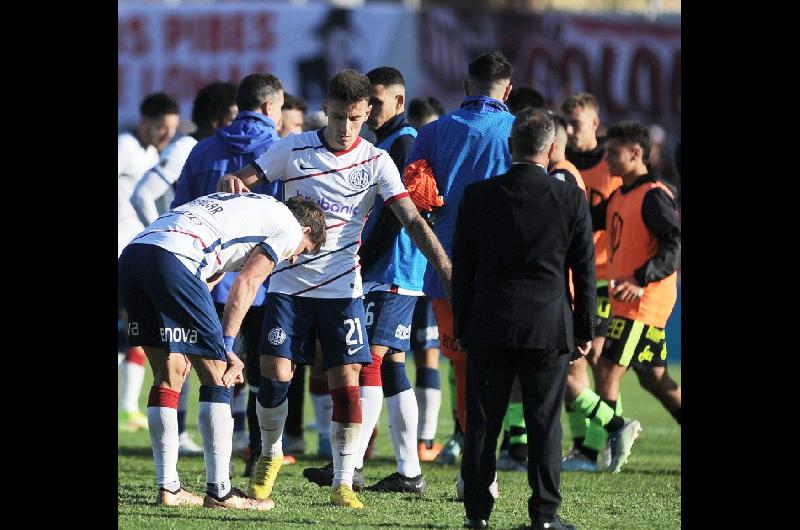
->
<box><xmin>375</xmin><ymin>151</ymin><xmax>409</xmax><ymax>204</ymax></box>
<box><xmin>159</xmin><ymin>137</ymin><xmax>196</xmax><ymax>180</ymax></box>
<box><xmin>131</xmin><ymin>171</ymin><xmax>171</xmax><ymax>225</ymax></box>
<box><xmin>635</xmin><ymin>187</ymin><xmax>681</xmax><ymax>286</ymax></box>
<box><xmin>258</xmin><ymin>223</ymin><xmax>302</xmax><ymax>266</ymax></box>
<box><xmin>253</xmin><ymin>135</ymin><xmax>293</xmax><ymax>183</ymax></box>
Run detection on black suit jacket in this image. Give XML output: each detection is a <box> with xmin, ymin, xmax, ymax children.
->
<box><xmin>452</xmin><ymin>162</ymin><xmax>596</xmax><ymax>352</ymax></box>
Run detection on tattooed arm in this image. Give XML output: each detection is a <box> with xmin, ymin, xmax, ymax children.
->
<box><xmin>387</xmin><ymin>196</ymin><xmax>452</xmax><ymax>302</ymax></box>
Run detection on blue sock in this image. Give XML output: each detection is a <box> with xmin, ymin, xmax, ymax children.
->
<box><xmin>200</xmin><ymin>385</ymin><xmax>232</xmax><ymax>404</ymax></box>
<box><xmin>382</xmin><ymin>360</ymin><xmax>412</xmax><ymax>398</ymax></box>
<box><xmin>233</xmin><ymin>411</ymin><xmax>246</xmax><ymax>432</ymax></box>
<box><xmin>416</xmin><ymin>366</ymin><xmax>440</xmax><ymax>389</ymax></box>
<box><xmin>177</xmin><ymin>410</ymin><xmax>187</xmax><ymax>434</ymax></box>
<box><xmin>257</xmin><ymin>377</ymin><xmax>291</xmax><ymax>408</ymax></box>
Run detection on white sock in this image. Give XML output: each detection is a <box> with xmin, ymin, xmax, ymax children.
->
<box><xmin>120</xmin><ymin>361</ymin><xmax>145</xmax><ymax>413</ymax></box>
<box><xmin>256</xmin><ymin>398</ymin><xmax>287</xmax><ymax>457</ymax></box>
<box><xmin>178</xmin><ymin>378</ymin><xmax>190</xmax><ymax>415</ymax></box>
<box><xmin>387</xmin><ymin>389</ymin><xmax>422</xmax><ymax>477</ymax></box>
<box><xmin>331</xmin><ymin>421</ymin><xmax>362</xmax><ymax>488</ymax></box>
<box><xmin>415</xmin><ymin>387</ymin><xmax>441</xmax><ymax>441</ymax></box>
<box><xmin>355</xmin><ymin>386</ymin><xmax>383</xmax><ymax>468</ymax></box>
<box><xmin>117</xmin><ymin>352</ymin><xmax>125</xmax><ymax>366</ymax></box>
<box><xmin>311</xmin><ymin>393</ymin><xmax>333</xmax><ymax>438</ymax></box>
<box><xmin>147</xmin><ymin>406</ymin><xmax>181</xmax><ymax>491</ymax></box>
<box><xmin>198</xmin><ymin>401</ymin><xmax>233</xmax><ymax>498</ymax></box>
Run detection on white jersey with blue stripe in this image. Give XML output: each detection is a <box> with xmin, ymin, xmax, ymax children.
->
<box><xmin>128</xmin><ymin>192</ymin><xmax>302</xmax><ymax>281</ymax></box>
<box><xmin>254</xmin><ymin>130</ymin><xmax>408</xmax><ymax>298</ymax></box>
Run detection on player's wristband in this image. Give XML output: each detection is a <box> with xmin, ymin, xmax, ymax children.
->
<box><xmin>223</xmin><ymin>335</ymin><xmax>235</xmax><ymax>353</ymax></box>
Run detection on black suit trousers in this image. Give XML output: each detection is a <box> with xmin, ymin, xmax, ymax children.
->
<box><xmin>461</xmin><ymin>347</ymin><xmax>571</xmax><ymax>522</ymax></box>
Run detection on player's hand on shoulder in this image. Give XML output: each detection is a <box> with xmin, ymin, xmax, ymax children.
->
<box><xmin>217</xmin><ymin>174</ymin><xmax>250</xmax><ymax>193</ymax></box>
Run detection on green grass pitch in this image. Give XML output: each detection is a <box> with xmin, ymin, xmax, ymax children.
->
<box><xmin>118</xmin><ymin>361</ymin><xmax>680</xmax><ymax>529</ymax></box>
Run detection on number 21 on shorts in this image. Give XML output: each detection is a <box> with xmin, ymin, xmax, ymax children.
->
<box><xmin>344</xmin><ymin>318</ymin><xmax>365</xmax><ymax>355</ymax></box>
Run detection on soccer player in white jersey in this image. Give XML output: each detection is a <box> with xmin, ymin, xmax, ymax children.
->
<box><xmin>129</xmin><ymin>82</ymin><xmax>239</xmax><ymax>456</ymax></box>
<box><xmin>118</xmin><ymin>93</ymin><xmax>180</xmax><ymax>256</ymax></box>
<box><xmin>118</xmin><ymin>93</ymin><xmax>180</xmax><ymax>433</ymax></box>
<box><xmin>119</xmin><ymin>194</ymin><xmax>325</xmax><ymax>510</ymax></box>
<box><xmin>217</xmin><ymin>69</ymin><xmax>453</xmax><ymax>509</ymax></box>
<box><xmin>132</xmin><ymin>82</ymin><xmax>238</xmax><ymax>225</ymax></box>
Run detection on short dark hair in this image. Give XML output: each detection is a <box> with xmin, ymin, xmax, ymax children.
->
<box><xmin>468</xmin><ymin>52</ymin><xmax>513</xmax><ymax>85</ymax></box>
<box><xmin>192</xmin><ymin>81</ymin><xmax>237</xmax><ymax>129</ymax></box>
<box><xmin>327</xmin><ymin>69</ymin><xmax>371</xmax><ymax>103</ymax></box>
<box><xmin>140</xmin><ymin>93</ymin><xmax>179</xmax><ymax>119</ymax></box>
<box><xmin>282</xmin><ymin>93</ymin><xmax>307</xmax><ymax>113</ymax></box>
<box><xmin>408</xmin><ymin>97</ymin><xmax>445</xmax><ymax>122</ymax></box>
<box><xmin>606</xmin><ymin>121</ymin><xmax>651</xmax><ymax>162</ymax></box>
<box><xmin>511</xmin><ymin>108</ymin><xmax>555</xmax><ymax>157</ymax></box>
<box><xmin>285</xmin><ymin>196</ymin><xmax>326</xmax><ymax>253</ymax></box>
<box><xmin>548</xmin><ymin>110</ymin><xmax>568</xmax><ymax>132</ymax></box>
<box><xmin>506</xmin><ymin>86</ymin><xmax>545</xmax><ymax>114</ymax></box>
<box><xmin>236</xmin><ymin>73</ymin><xmax>283</xmax><ymax>112</ymax></box>
<box><xmin>560</xmin><ymin>92</ymin><xmax>599</xmax><ymax>115</ymax></box>
<box><xmin>366</xmin><ymin>66</ymin><xmax>405</xmax><ymax>88</ymax></box>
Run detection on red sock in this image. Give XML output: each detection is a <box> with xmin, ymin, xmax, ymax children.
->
<box><xmin>125</xmin><ymin>346</ymin><xmax>146</xmax><ymax>367</ymax></box>
<box><xmin>310</xmin><ymin>376</ymin><xmax>329</xmax><ymax>395</ymax></box>
<box><xmin>330</xmin><ymin>386</ymin><xmax>362</xmax><ymax>423</ymax></box>
<box><xmin>147</xmin><ymin>386</ymin><xmax>180</xmax><ymax>409</ymax></box>
<box><xmin>358</xmin><ymin>353</ymin><xmax>383</xmax><ymax>387</ymax></box>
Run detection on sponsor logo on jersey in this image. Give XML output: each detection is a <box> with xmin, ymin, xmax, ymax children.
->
<box><xmin>348</xmin><ymin>168</ymin><xmax>371</xmax><ymax>190</ymax></box>
<box><xmin>268</xmin><ymin>327</ymin><xmax>287</xmax><ymax>346</ymax></box>
<box><xmin>394</xmin><ymin>323</ymin><xmax>411</xmax><ymax>340</ymax></box>
<box><xmin>294</xmin><ymin>190</ymin><xmax>357</xmax><ymax>216</ymax></box>
<box><xmin>160</xmin><ymin>327</ymin><xmax>198</xmax><ymax>344</ymax></box>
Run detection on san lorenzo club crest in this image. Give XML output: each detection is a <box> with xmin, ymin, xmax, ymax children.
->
<box><xmin>268</xmin><ymin>327</ymin><xmax>287</xmax><ymax>346</ymax></box>
<box><xmin>348</xmin><ymin>168</ymin><xmax>370</xmax><ymax>190</ymax></box>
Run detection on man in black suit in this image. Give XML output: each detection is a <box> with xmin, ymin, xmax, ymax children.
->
<box><xmin>452</xmin><ymin>108</ymin><xmax>596</xmax><ymax>530</ymax></box>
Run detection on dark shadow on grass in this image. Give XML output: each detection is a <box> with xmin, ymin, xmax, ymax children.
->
<box><xmin>628</xmin><ymin>468</ymin><xmax>681</xmax><ymax>477</ymax></box>
<box><xmin>118</xmin><ymin>445</ymin><xmax>206</xmax><ymax>459</ymax></box>
<box><xmin>118</xmin><ymin>446</ymin><xmax>155</xmax><ymax>458</ymax></box>
<box><xmin>133</xmin><ymin>511</ymin><xmax>265</xmax><ymax>522</ymax></box>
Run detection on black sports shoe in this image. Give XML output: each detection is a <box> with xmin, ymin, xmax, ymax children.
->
<box><xmin>365</xmin><ymin>472</ymin><xmax>427</xmax><ymax>493</ymax></box>
<box><xmin>463</xmin><ymin>518</ymin><xmax>488</xmax><ymax>529</ymax></box>
<box><xmin>302</xmin><ymin>462</ymin><xmax>364</xmax><ymax>491</ymax></box>
<box><xmin>243</xmin><ymin>453</ymin><xmax>257</xmax><ymax>478</ymax></box>
<box><xmin>525</xmin><ymin>516</ymin><xmax>576</xmax><ymax>530</ymax></box>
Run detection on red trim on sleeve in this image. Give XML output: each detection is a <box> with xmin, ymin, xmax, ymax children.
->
<box><xmin>384</xmin><ymin>191</ymin><xmax>410</xmax><ymax>206</ymax></box>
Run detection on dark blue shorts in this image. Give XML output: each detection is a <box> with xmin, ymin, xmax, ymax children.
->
<box><xmin>410</xmin><ymin>296</ymin><xmax>440</xmax><ymax>351</ymax></box>
<box><xmin>363</xmin><ymin>291</ymin><xmax>417</xmax><ymax>353</ymax></box>
<box><xmin>118</xmin><ymin>244</ymin><xmax>226</xmax><ymax>361</ymax></box>
<box><xmin>258</xmin><ymin>293</ymin><xmax>372</xmax><ymax>370</ymax></box>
